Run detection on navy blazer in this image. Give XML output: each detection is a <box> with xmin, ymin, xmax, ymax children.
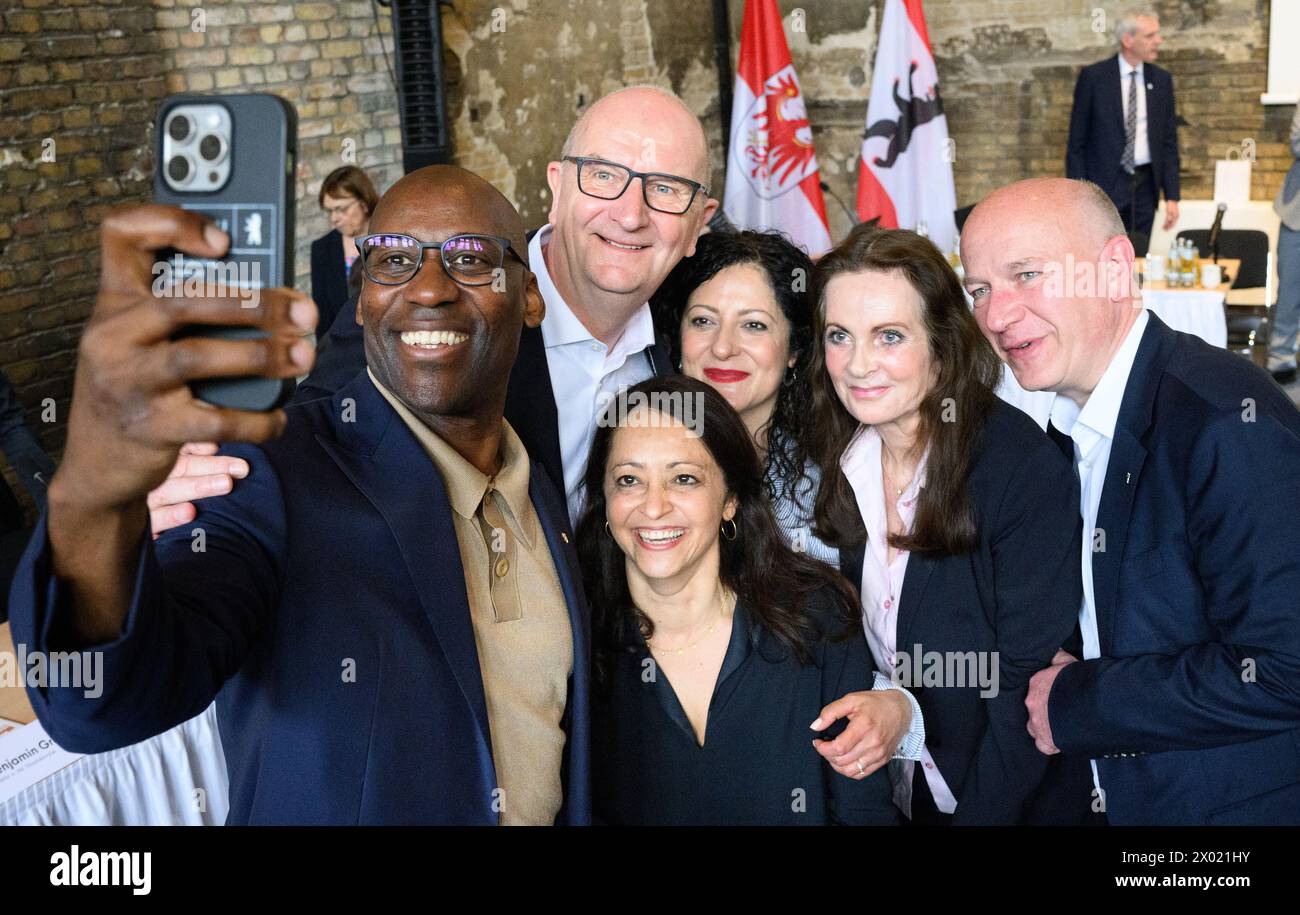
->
<box><xmin>840</xmin><ymin>398</ymin><xmax>1085</xmax><ymax>824</ymax></box>
<box><xmin>1066</xmin><ymin>55</ymin><xmax>1181</xmax><ymax>205</ymax></box>
<box><xmin>1048</xmin><ymin>313</ymin><xmax>1300</xmax><ymax>826</ymax></box>
<box><xmin>8</xmin><ymin>371</ymin><xmax>592</xmax><ymax>825</ymax></box>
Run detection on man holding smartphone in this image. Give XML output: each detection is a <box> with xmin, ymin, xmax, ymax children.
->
<box><xmin>7</xmin><ymin>166</ymin><xmax>592</xmax><ymax>825</ymax></box>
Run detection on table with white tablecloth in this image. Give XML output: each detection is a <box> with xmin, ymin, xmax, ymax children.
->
<box><xmin>1142</xmin><ymin>288</ymin><xmax>1228</xmax><ymax>349</ymax></box>
<box><xmin>0</xmin><ymin>704</ymin><xmax>228</xmax><ymax>826</ymax></box>
<box><xmin>997</xmin><ymin>298</ymin><xmax>1227</xmax><ymax>428</ymax></box>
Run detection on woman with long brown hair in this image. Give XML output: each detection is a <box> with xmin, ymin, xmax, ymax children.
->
<box><xmin>804</xmin><ymin>226</ymin><xmax>1085</xmax><ymax>824</ymax></box>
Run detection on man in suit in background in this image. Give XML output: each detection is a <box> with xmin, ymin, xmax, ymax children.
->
<box><xmin>1067</xmin><ymin>9</ymin><xmax>1180</xmax><ymax>239</ymax></box>
<box><xmin>8</xmin><ymin>166</ymin><xmax>591</xmax><ymax>824</ymax></box>
<box><xmin>962</xmin><ymin>177</ymin><xmax>1300</xmax><ymax>825</ymax></box>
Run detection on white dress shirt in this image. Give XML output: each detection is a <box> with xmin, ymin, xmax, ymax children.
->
<box><xmin>528</xmin><ymin>224</ymin><xmax>658</xmax><ymax>524</ymax></box>
<box><xmin>1048</xmin><ymin>307</ymin><xmax>1149</xmax><ymax>795</ymax></box>
<box><xmin>1119</xmin><ymin>57</ymin><xmax>1151</xmax><ymax>167</ymax></box>
<box><xmin>841</xmin><ymin>425</ymin><xmax>956</xmax><ymax>817</ymax></box>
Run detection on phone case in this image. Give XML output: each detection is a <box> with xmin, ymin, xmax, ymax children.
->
<box><xmin>153</xmin><ymin>93</ymin><xmax>299</xmax><ymax>411</ymax></box>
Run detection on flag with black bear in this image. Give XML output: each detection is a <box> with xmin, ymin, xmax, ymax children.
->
<box><xmin>857</xmin><ymin>0</ymin><xmax>957</xmax><ymax>255</ymax></box>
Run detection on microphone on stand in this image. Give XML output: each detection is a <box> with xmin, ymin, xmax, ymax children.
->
<box><xmin>1207</xmin><ymin>202</ymin><xmax>1227</xmax><ymax>264</ymax></box>
<box><xmin>1201</xmin><ymin>205</ymin><xmax>1222</xmax><ymax>262</ymax></box>
<box><xmin>821</xmin><ymin>181</ymin><xmax>859</xmax><ymax>231</ymax></box>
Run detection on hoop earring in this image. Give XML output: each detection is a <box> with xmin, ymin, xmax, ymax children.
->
<box><xmin>604</xmin><ymin>520</ymin><xmax>611</xmax><ymax>537</ymax></box>
<box><xmin>721</xmin><ymin>518</ymin><xmax>738</xmax><ymax>541</ymax></box>
<box><xmin>782</xmin><ymin>369</ymin><xmax>797</xmax><ymax>388</ymax></box>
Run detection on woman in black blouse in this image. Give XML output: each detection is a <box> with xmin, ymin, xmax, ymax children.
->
<box><xmin>577</xmin><ymin>375</ymin><xmax>897</xmax><ymax>825</ymax></box>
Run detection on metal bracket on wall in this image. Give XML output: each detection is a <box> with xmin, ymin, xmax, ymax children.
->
<box><xmin>375</xmin><ymin>0</ymin><xmax>454</xmax><ymax>173</ymax></box>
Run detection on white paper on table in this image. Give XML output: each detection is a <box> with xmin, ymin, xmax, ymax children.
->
<box><xmin>1214</xmin><ymin>159</ymin><xmax>1252</xmax><ymax>205</ymax></box>
<box><xmin>0</xmin><ymin>718</ymin><xmax>83</xmax><ymax>804</ymax></box>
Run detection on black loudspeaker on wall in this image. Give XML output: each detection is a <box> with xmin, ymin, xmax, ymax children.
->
<box><xmin>379</xmin><ymin>0</ymin><xmax>453</xmax><ymax>173</ymax></box>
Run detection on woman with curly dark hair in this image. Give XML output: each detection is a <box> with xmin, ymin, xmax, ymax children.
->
<box><xmin>651</xmin><ymin>230</ymin><xmax>832</xmax><ymax>562</ymax></box>
<box><xmin>577</xmin><ymin>375</ymin><xmax>897</xmax><ymax>825</ymax></box>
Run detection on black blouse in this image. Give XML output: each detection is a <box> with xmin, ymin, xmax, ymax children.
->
<box><xmin>592</xmin><ymin>587</ymin><xmax>898</xmax><ymax>825</ymax></box>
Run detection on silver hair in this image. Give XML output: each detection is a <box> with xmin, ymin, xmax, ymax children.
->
<box><xmin>1114</xmin><ymin>9</ymin><xmax>1157</xmax><ymax>45</ymax></box>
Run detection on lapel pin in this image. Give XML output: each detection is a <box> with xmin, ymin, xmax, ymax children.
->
<box><xmin>561</xmin><ymin>532</ymin><xmax>570</xmax><ymax>543</ymax></box>
<box><xmin>1147</xmin><ymin>83</ymin><xmax>1153</xmax><ymax>91</ymax></box>
<box><xmin>1125</xmin><ymin>472</ymin><xmax>1131</xmax><ymax>484</ymax></box>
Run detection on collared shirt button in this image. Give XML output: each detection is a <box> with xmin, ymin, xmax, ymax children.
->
<box><xmin>925</xmin><ymin>762</ymin><xmax>934</xmax><ymax>769</ymax></box>
<box><xmin>884</xmin><ymin>598</ymin><xmax>892</xmax><ymax>609</ymax></box>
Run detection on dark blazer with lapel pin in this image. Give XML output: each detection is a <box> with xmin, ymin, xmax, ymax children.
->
<box><xmin>294</xmin><ymin>229</ymin><xmax>674</xmax><ymax>497</ymax></box>
<box><xmin>1047</xmin><ymin>313</ymin><xmax>1300</xmax><ymax>826</ymax></box>
<box><xmin>839</xmin><ymin>398</ymin><xmax>1085</xmax><ymax>824</ymax></box>
<box><xmin>1066</xmin><ymin>54</ymin><xmax>1181</xmax><ymax>208</ymax></box>
<box><xmin>8</xmin><ymin>370</ymin><xmax>592</xmax><ymax>825</ymax></box>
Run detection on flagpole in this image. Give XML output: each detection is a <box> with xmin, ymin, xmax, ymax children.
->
<box><xmin>712</xmin><ymin>0</ymin><xmax>734</xmax><ymax>160</ymax></box>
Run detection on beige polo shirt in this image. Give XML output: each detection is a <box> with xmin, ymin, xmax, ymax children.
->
<box><xmin>369</xmin><ymin>370</ymin><xmax>574</xmax><ymax>825</ymax></box>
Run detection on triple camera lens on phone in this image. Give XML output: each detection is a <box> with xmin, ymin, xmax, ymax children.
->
<box><xmin>161</xmin><ymin>104</ymin><xmax>232</xmax><ymax>192</ymax></box>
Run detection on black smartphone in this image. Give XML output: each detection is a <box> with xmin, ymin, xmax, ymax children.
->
<box><xmin>153</xmin><ymin>93</ymin><xmax>298</xmax><ymax>411</ymax></box>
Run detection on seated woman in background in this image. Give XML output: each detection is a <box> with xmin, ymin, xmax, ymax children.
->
<box><xmin>652</xmin><ymin>230</ymin><xmax>924</xmax><ymax>782</ymax></box>
<box><xmin>806</xmin><ymin>226</ymin><xmax>1086</xmax><ymax>824</ymax></box>
<box><xmin>310</xmin><ymin>165</ymin><xmax>378</xmax><ymax>337</ymax></box>
<box><xmin>578</xmin><ymin>376</ymin><xmax>897</xmax><ymax>825</ymax></box>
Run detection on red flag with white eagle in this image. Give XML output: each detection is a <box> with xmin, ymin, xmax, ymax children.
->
<box><xmin>857</xmin><ymin>0</ymin><xmax>957</xmax><ymax>255</ymax></box>
<box><xmin>724</xmin><ymin>0</ymin><xmax>832</xmax><ymax>256</ymax></box>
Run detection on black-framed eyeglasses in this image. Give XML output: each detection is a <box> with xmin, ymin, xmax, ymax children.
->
<box><xmin>357</xmin><ymin>233</ymin><xmax>525</xmax><ymax>287</ymax></box>
<box><xmin>563</xmin><ymin>156</ymin><xmax>707</xmax><ymax>215</ymax></box>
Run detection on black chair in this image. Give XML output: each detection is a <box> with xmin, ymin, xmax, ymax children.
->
<box><xmin>1175</xmin><ymin>228</ymin><xmax>1270</xmax><ymax>288</ymax></box>
<box><xmin>1177</xmin><ymin>228</ymin><xmax>1272</xmax><ymax>366</ymax></box>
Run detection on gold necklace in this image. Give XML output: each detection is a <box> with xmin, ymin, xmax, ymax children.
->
<box><xmin>883</xmin><ymin>457</ymin><xmax>916</xmax><ymax>497</ymax></box>
<box><xmin>648</xmin><ymin>590</ymin><xmax>730</xmax><ymax>656</ymax></box>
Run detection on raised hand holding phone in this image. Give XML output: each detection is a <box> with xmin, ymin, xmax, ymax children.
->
<box><xmin>46</xmin><ymin>205</ymin><xmax>315</xmax><ymax>643</ymax></box>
